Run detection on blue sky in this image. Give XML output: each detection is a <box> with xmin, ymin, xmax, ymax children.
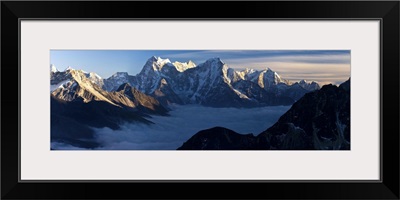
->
<box><xmin>50</xmin><ymin>50</ymin><xmax>350</xmax><ymax>85</ymax></box>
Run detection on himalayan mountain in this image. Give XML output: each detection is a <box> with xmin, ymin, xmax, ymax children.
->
<box><xmin>51</xmin><ymin>56</ymin><xmax>320</xmax><ymax>108</ymax></box>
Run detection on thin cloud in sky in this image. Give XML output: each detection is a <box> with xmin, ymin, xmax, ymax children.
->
<box><xmin>226</xmin><ymin>54</ymin><xmax>350</xmax><ymax>65</ymax></box>
<box><xmin>161</xmin><ymin>50</ymin><xmax>350</xmax><ymax>85</ymax></box>
<box><xmin>162</xmin><ymin>50</ymin><xmax>350</xmax><ymax>64</ymax></box>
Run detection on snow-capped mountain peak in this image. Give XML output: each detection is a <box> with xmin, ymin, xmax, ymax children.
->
<box><xmin>51</xmin><ymin>65</ymin><xmax>106</xmax><ymax>92</ymax></box>
<box><xmin>50</xmin><ymin>64</ymin><xmax>58</xmax><ymax>73</ymax></box>
<box><xmin>51</xmin><ymin>69</ymin><xmax>118</xmax><ymax>106</ymax></box>
<box><xmin>200</xmin><ymin>57</ymin><xmax>226</xmax><ymax>70</ymax></box>
<box><xmin>102</xmin><ymin>72</ymin><xmax>132</xmax><ymax>91</ymax></box>
<box><xmin>297</xmin><ymin>79</ymin><xmax>321</xmax><ymax>91</ymax></box>
<box><xmin>88</xmin><ymin>72</ymin><xmax>102</xmax><ymax>79</ymax></box>
<box><xmin>206</xmin><ymin>57</ymin><xmax>223</xmax><ymax>64</ymax></box>
<box><xmin>233</xmin><ymin>68</ymin><xmax>257</xmax><ymax>81</ymax></box>
<box><xmin>64</xmin><ymin>66</ymin><xmax>74</xmax><ymax>71</ymax></box>
<box><xmin>243</xmin><ymin>68</ymin><xmax>256</xmax><ymax>74</ymax></box>
<box><xmin>264</xmin><ymin>67</ymin><xmax>280</xmax><ymax>76</ymax></box>
<box><xmin>86</xmin><ymin>72</ymin><xmax>104</xmax><ymax>86</ymax></box>
<box><xmin>261</xmin><ymin>67</ymin><xmax>286</xmax><ymax>84</ymax></box>
<box><xmin>111</xmin><ymin>72</ymin><xmax>129</xmax><ymax>78</ymax></box>
<box><xmin>172</xmin><ymin>60</ymin><xmax>196</xmax><ymax>72</ymax></box>
<box><xmin>187</xmin><ymin>60</ymin><xmax>196</xmax><ymax>66</ymax></box>
<box><xmin>156</xmin><ymin>57</ymin><xmax>171</xmax><ymax>67</ymax></box>
<box><xmin>140</xmin><ymin>56</ymin><xmax>173</xmax><ymax>75</ymax></box>
<box><xmin>152</xmin><ymin>56</ymin><xmax>171</xmax><ymax>70</ymax></box>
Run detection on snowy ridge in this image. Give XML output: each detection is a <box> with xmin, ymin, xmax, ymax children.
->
<box><xmin>64</xmin><ymin>66</ymin><xmax>73</xmax><ymax>71</ymax></box>
<box><xmin>65</xmin><ymin>70</ymin><xmax>118</xmax><ymax>106</ymax></box>
<box><xmin>50</xmin><ymin>64</ymin><xmax>58</xmax><ymax>73</ymax></box>
<box><xmin>50</xmin><ymin>80</ymin><xmax>70</xmax><ymax>92</ymax></box>
<box><xmin>103</xmin><ymin>72</ymin><xmax>131</xmax><ymax>91</ymax></box>
<box><xmin>298</xmin><ymin>80</ymin><xmax>321</xmax><ymax>91</ymax></box>
<box><xmin>172</xmin><ymin>60</ymin><xmax>196</xmax><ymax>72</ymax></box>
<box><xmin>50</xmin><ymin>65</ymin><xmax>105</xmax><ymax>92</ymax></box>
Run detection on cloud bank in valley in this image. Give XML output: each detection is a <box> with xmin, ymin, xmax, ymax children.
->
<box><xmin>91</xmin><ymin>105</ymin><xmax>291</xmax><ymax>150</ymax></box>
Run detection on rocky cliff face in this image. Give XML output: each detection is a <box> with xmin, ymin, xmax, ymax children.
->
<box><xmin>258</xmin><ymin>79</ymin><xmax>350</xmax><ymax>150</ymax></box>
<box><xmin>114</xmin><ymin>83</ymin><xmax>169</xmax><ymax>115</ymax></box>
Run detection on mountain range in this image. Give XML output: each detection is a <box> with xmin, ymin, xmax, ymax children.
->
<box><xmin>51</xmin><ymin>56</ymin><xmax>320</xmax><ymax>108</ymax></box>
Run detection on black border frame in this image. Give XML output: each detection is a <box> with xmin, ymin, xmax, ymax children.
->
<box><xmin>17</xmin><ymin>18</ymin><xmax>382</xmax><ymax>183</ymax></box>
<box><xmin>2</xmin><ymin>1</ymin><xmax>399</xmax><ymax>199</ymax></box>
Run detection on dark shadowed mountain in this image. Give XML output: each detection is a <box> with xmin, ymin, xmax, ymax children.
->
<box><xmin>257</xmin><ymin>78</ymin><xmax>350</xmax><ymax>150</ymax></box>
<box><xmin>51</xmin><ymin>96</ymin><xmax>152</xmax><ymax>148</ymax></box>
<box><xmin>177</xmin><ymin>127</ymin><xmax>258</xmax><ymax>150</ymax></box>
<box><xmin>178</xmin><ymin>79</ymin><xmax>350</xmax><ymax>150</ymax></box>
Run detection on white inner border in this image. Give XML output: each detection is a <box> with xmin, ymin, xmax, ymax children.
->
<box><xmin>20</xmin><ymin>21</ymin><xmax>380</xmax><ymax>180</ymax></box>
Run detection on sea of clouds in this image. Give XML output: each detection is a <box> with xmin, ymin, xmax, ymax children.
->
<box><xmin>91</xmin><ymin>105</ymin><xmax>290</xmax><ymax>150</ymax></box>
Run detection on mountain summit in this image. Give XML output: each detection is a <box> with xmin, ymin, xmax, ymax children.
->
<box><xmin>50</xmin><ymin>64</ymin><xmax>58</xmax><ymax>73</ymax></box>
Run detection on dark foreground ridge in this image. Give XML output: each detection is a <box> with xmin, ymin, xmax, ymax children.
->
<box><xmin>51</xmin><ymin>96</ymin><xmax>153</xmax><ymax>149</ymax></box>
<box><xmin>177</xmin><ymin>127</ymin><xmax>257</xmax><ymax>150</ymax></box>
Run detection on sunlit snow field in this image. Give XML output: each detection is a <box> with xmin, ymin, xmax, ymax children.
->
<box><xmin>52</xmin><ymin>105</ymin><xmax>290</xmax><ymax>150</ymax></box>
